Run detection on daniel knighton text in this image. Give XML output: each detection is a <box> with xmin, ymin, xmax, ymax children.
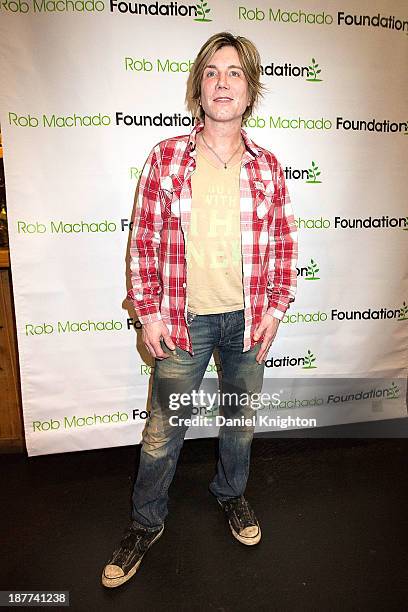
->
<box><xmin>168</xmin><ymin>415</ymin><xmax>317</xmax><ymax>429</ymax></box>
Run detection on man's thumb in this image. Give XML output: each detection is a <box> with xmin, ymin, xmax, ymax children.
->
<box><xmin>162</xmin><ymin>330</ymin><xmax>176</xmax><ymax>350</ymax></box>
<box><xmin>253</xmin><ymin>326</ymin><xmax>261</xmax><ymax>341</ymax></box>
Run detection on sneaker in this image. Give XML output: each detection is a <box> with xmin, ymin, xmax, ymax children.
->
<box><xmin>101</xmin><ymin>523</ymin><xmax>164</xmax><ymax>588</ymax></box>
<box><xmin>217</xmin><ymin>495</ymin><xmax>261</xmax><ymax>546</ymax></box>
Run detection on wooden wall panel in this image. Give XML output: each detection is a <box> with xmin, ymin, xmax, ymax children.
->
<box><xmin>0</xmin><ymin>251</ymin><xmax>24</xmax><ymax>453</ymax></box>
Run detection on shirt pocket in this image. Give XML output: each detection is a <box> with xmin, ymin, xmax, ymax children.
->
<box><xmin>160</xmin><ymin>174</ymin><xmax>183</xmax><ymax>218</ymax></box>
<box><xmin>254</xmin><ymin>179</ymin><xmax>275</xmax><ymax>219</ymax></box>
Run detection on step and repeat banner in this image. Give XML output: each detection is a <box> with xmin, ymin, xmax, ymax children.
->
<box><xmin>0</xmin><ymin>1</ymin><xmax>407</xmax><ymax>456</ymax></box>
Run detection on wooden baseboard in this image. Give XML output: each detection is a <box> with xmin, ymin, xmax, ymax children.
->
<box><xmin>0</xmin><ymin>438</ymin><xmax>25</xmax><ymax>453</ymax></box>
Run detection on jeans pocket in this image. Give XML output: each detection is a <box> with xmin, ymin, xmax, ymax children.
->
<box><xmin>159</xmin><ymin>338</ymin><xmax>177</xmax><ymax>357</ymax></box>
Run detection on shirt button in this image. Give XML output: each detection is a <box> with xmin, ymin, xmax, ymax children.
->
<box><xmin>182</xmin><ymin>283</ymin><xmax>186</xmax><ymax>288</ymax></box>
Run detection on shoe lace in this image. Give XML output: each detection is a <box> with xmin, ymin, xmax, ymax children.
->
<box><xmin>226</xmin><ymin>496</ymin><xmax>256</xmax><ymax>527</ymax></box>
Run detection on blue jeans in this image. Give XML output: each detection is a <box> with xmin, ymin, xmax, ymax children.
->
<box><xmin>131</xmin><ymin>309</ymin><xmax>265</xmax><ymax>529</ymax></box>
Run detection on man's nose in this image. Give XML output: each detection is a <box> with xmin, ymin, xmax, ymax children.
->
<box><xmin>216</xmin><ymin>72</ymin><xmax>229</xmax><ymax>88</ymax></box>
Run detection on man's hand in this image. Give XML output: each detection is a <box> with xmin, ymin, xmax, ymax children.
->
<box><xmin>253</xmin><ymin>314</ymin><xmax>280</xmax><ymax>364</ymax></box>
<box><xmin>142</xmin><ymin>320</ymin><xmax>176</xmax><ymax>360</ymax></box>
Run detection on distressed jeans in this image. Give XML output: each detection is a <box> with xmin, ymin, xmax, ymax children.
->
<box><xmin>131</xmin><ymin>309</ymin><xmax>265</xmax><ymax>529</ymax></box>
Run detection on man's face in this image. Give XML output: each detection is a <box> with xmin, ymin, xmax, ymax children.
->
<box><xmin>200</xmin><ymin>45</ymin><xmax>250</xmax><ymax>125</ymax></box>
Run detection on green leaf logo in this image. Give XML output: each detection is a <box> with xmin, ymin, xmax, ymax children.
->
<box><xmin>387</xmin><ymin>382</ymin><xmax>400</xmax><ymax>399</ymax></box>
<box><xmin>306</xmin><ymin>160</ymin><xmax>322</xmax><ymax>184</ymax></box>
<box><xmin>204</xmin><ymin>405</ymin><xmax>219</xmax><ymax>419</ymax></box>
<box><xmin>194</xmin><ymin>0</ymin><xmax>212</xmax><ymax>22</ymax></box>
<box><xmin>302</xmin><ymin>349</ymin><xmax>317</xmax><ymax>369</ymax></box>
<box><xmin>398</xmin><ymin>300</ymin><xmax>408</xmax><ymax>320</ymax></box>
<box><xmin>305</xmin><ymin>258</ymin><xmax>320</xmax><ymax>280</ymax></box>
<box><xmin>305</xmin><ymin>57</ymin><xmax>323</xmax><ymax>82</ymax></box>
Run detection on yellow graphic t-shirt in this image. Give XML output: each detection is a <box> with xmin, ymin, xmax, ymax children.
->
<box><xmin>186</xmin><ymin>149</ymin><xmax>244</xmax><ymax>314</ymax></box>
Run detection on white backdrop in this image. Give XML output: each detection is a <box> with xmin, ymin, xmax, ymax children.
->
<box><xmin>0</xmin><ymin>0</ymin><xmax>407</xmax><ymax>456</ymax></box>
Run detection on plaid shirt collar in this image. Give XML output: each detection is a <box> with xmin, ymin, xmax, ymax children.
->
<box><xmin>187</xmin><ymin>121</ymin><xmax>262</xmax><ymax>161</ymax></box>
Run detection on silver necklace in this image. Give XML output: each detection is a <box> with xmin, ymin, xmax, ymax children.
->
<box><xmin>200</xmin><ymin>133</ymin><xmax>243</xmax><ymax>169</ymax></box>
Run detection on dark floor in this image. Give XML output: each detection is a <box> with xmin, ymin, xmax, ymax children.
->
<box><xmin>1</xmin><ymin>434</ymin><xmax>408</xmax><ymax>612</ymax></box>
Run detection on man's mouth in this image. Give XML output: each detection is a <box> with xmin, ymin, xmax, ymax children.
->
<box><xmin>213</xmin><ymin>97</ymin><xmax>233</xmax><ymax>102</ymax></box>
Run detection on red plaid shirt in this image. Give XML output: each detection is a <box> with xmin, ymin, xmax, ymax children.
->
<box><xmin>127</xmin><ymin>122</ymin><xmax>298</xmax><ymax>355</ymax></box>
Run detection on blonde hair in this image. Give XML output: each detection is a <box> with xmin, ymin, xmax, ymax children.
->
<box><xmin>186</xmin><ymin>32</ymin><xmax>266</xmax><ymax>124</ymax></box>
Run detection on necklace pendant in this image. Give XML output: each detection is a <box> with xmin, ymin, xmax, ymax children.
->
<box><xmin>224</xmin><ymin>163</ymin><xmax>227</xmax><ymax>169</ymax></box>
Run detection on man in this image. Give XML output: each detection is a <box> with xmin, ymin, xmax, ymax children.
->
<box><xmin>102</xmin><ymin>32</ymin><xmax>298</xmax><ymax>588</ymax></box>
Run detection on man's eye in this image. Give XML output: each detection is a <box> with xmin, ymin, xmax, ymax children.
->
<box><xmin>230</xmin><ymin>70</ymin><xmax>241</xmax><ymax>77</ymax></box>
<box><xmin>206</xmin><ymin>70</ymin><xmax>216</xmax><ymax>77</ymax></box>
